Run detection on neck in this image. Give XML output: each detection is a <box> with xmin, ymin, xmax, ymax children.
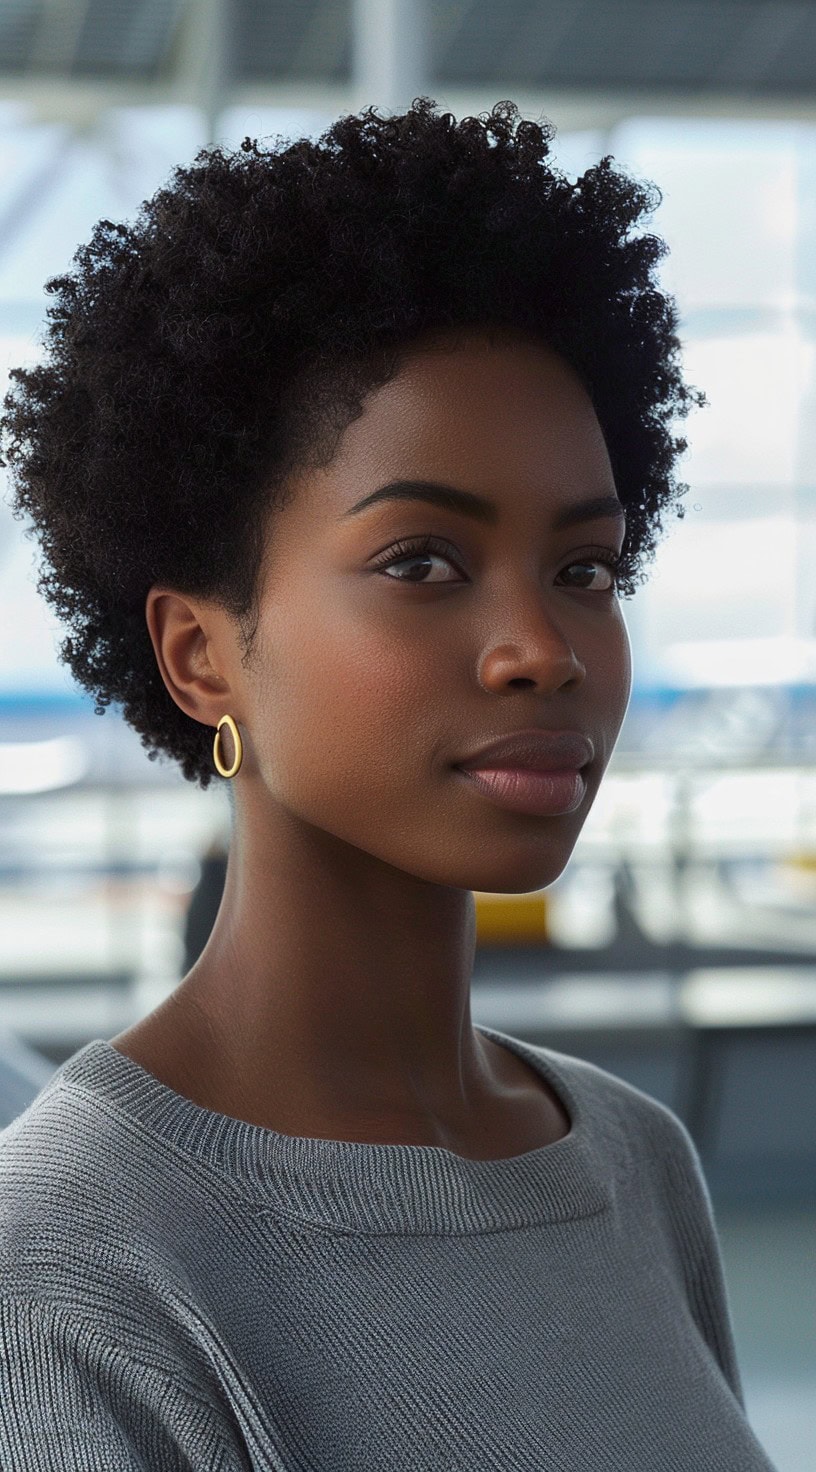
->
<box><xmin>167</xmin><ymin>785</ymin><xmax>495</xmax><ymax>1139</ymax></box>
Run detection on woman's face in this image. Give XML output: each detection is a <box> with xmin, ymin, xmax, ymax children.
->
<box><xmin>241</xmin><ymin>326</ymin><xmax>632</xmax><ymax>894</ymax></box>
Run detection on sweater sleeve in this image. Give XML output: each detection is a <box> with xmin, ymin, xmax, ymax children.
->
<box><xmin>657</xmin><ymin>1108</ymin><xmax>747</xmax><ymax>1411</ymax></box>
<box><xmin>0</xmin><ymin>1296</ymin><xmax>243</xmax><ymax>1471</ymax></box>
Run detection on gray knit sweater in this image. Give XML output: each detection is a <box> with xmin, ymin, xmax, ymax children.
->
<box><xmin>0</xmin><ymin>1025</ymin><xmax>778</xmax><ymax>1470</ymax></box>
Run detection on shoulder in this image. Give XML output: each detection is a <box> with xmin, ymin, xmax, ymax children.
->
<box><xmin>517</xmin><ymin>1036</ymin><xmax>709</xmax><ymax>1194</ymax></box>
<box><xmin>517</xmin><ymin>1035</ymin><xmax>694</xmax><ymax>1141</ymax></box>
<box><xmin>533</xmin><ymin>1040</ymin><xmax>723</xmax><ymax>1252</ymax></box>
<box><xmin>0</xmin><ymin>1070</ymin><xmax>196</xmax><ymax>1314</ymax></box>
<box><xmin>1</xmin><ymin>1068</ymin><xmax>140</xmax><ymax>1241</ymax></box>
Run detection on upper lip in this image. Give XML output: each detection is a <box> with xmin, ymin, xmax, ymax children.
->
<box><xmin>455</xmin><ymin>728</ymin><xmax>595</xmax><ymax>772</ymax></box>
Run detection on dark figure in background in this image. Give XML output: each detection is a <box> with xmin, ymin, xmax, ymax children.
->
<box><xmin>182</xmin><ymin>839</ymin><xmax>228</xmax><ymax>975</ymax></box>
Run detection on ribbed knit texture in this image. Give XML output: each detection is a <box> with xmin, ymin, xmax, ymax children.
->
<box><xmin>0</xmin><ymin>1024</ymin><xmax>778</xmax><ymax>1470</ymax></box>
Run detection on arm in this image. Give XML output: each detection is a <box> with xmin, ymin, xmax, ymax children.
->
<box><xmin>0</xmin><ymin>1296</ymin><xmax>242</xmax><ymax>1471</ymax></box>
<box><xmin>659</xmin><ymin>1112</ymin><xmax>747</xmax><ymax>1410</ymax></box>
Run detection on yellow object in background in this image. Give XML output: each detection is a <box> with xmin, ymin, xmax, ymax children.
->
<box><xmin>779</xmin><ymin>851</ymin><xmax>816</xmax><ymax>901</ymax></box>
<box><xmin>473</xmin><ymin>889</ymin><xmax>550</xmax><ymax>945</ymax></box>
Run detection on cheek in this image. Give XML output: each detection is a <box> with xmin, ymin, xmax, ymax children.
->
<box><xmin>605</xmin><ymin>610</ymin><xmax>633</xmax><ymax>718</ymax></box>
<box><xmin>256</xmin><ymin>602</ymin><xmax>450</xmax><ymax>812</ymax></box>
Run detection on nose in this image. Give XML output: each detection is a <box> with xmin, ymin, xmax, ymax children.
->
<box><xmin>477</xmin><ymin>645</ymin><xmax>584</xmax><ymax>694</ymax></box>
<box><xmin>476</xmin><ymin>621</ymin><xmax>586</xmax><ymax>694</ymax></box>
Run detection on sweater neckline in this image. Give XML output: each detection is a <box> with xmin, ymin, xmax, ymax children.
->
<box><xmin>55</xmin><ymin>1026</ymin><xmax>611</xmax><ymax>1234</ymax></box>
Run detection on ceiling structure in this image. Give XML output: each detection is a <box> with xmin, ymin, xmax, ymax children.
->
<box><xmin>2</xmin><ymin>0</ymin><xmax>816</xmax><ymax>131</ymax></box>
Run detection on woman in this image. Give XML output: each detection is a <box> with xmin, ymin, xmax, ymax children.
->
<box><xmin>0</xmin><ymin>100</ymin><xmax>778</xmax><ymax>1469</ymax></box>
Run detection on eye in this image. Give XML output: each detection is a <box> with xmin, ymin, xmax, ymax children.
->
<box><xmin>371</xmin><ymin>535</ymin><xmax>464</xmax><ymax>584</ymax></box>
<box><xmin>559</xmin><ymin>547</ymin><xmax>621</xmax><ymax>594</ymax></box>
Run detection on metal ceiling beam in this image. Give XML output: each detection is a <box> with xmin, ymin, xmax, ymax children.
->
<box><xmin>290</xmin><ymin>2</ymin><xmax>348</xmax><ymax>79</ymax></box>
<box><xmin>171</xmin><ymin>0</ymin><xmax>230</xmax><ymax>143</ymax></box>
<box><xmin>351</xmin><ymin>0</ymin><xmax>428</xmax><ymax>113</ymax></box>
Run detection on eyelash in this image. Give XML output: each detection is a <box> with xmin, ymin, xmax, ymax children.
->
<box><xmin>370</xmin><ymin>534</ymin><xmax>622</xmax><ymax>591</ymax></box>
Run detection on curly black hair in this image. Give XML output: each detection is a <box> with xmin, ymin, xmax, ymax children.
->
<box><xmin>0</xmin><ymin>97</ymin><xmax>704</xmax><ymax>790</ymax></box>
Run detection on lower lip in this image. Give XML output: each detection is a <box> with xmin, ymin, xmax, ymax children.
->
<box><xmin>455</xmin><ymin>766</ymin><xmax>587</xmax><ymax>816</ymax></box>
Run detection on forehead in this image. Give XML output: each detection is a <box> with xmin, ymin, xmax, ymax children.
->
<box><xmin>326</xmin><ymin>327</ymin><xmax>613</xmax><ymax>495</ymax></box>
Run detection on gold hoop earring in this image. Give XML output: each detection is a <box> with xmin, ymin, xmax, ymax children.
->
<box><xmin>213</xmin><ymin>714</ymin><xmax>243</xmax><ymax>779</ymax></box>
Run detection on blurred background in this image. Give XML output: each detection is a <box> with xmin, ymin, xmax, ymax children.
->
<box><xmin>0</xmin><ymin>2</ymin><xmax>815</xmax><ymax>1466</ymax></box>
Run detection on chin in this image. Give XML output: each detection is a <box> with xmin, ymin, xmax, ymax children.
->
<box><xmin>463</xmin><ymin>845</ymin><xmax>576</xmax><ymax>897</ymax></box>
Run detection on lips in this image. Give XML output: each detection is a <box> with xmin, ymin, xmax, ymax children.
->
<box><xmin>455</xmin><ymin>727</ymin><xmax>594</xmax><ymax>773</ymax></box>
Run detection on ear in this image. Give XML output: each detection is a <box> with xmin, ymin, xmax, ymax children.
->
<box><xmin>145</xmin><ymin>586</ymin><xmax>237</xmax><ymax>728</ymax></box>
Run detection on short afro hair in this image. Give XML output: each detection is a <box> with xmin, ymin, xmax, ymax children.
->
<box><xmin>0</xmin><ymin>97</ymin><xmax>704</xmax><ymax>790</ymax></box>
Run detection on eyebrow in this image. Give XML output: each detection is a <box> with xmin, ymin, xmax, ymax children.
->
<box><xmin>342</xmin><ymin>479</ymin><xmax>626</xmax><ymax>530</ymax></box>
